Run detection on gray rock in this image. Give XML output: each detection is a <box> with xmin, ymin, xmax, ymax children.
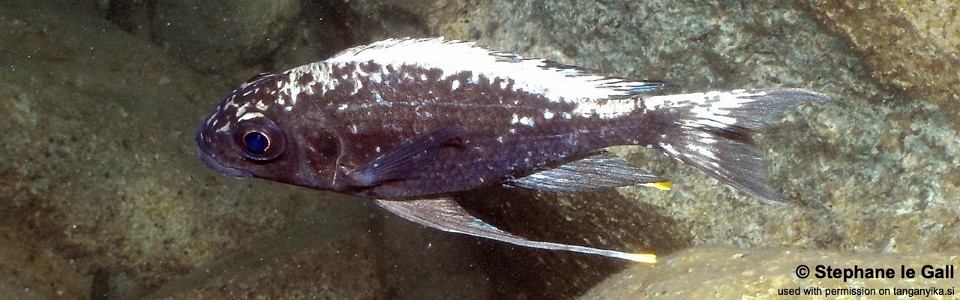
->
<box><xmin>151</xmin><ymin>0</ymin><xmax>301</xmax><ymax>74</ymax></box>
<box><xmin>0</xmin><ymin>224</ymin><xmax>84</xmax><ymax>299</ymax></box>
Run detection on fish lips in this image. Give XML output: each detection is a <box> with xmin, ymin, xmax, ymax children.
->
<box><xmin>196</xmin><ymin>124</ymin><xmax>252</xmax><ymax>179</ymax></box>
<box><xmin>197</xmin><ymin>145</ymin><xmax>252</xmax><ymax>179</ymax></box>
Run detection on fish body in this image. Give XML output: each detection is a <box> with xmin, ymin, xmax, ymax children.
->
<box><xmin>196</xmin><ymin>37</ymin><xmax>828</xmax><ymax>262</ymax></box>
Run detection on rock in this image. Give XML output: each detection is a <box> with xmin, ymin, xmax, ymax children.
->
<box><xmin>151</xmin><ymin>0</ymin><xmax>302</xmax><ymax>74</ymax></box>
<box><xmin>803</xmin><ymin>0</ymin><xmax>960</xmax><ymax>117</ymax></box>
<box><xmin>0</xmin><ymin>224</ymin><xmax>84</xmax><ymax>299</ymax></box>
<box><xmin>0</xmin><ymin>2</ymin><xmax>384</xmax><ymax>298</ymax></box>
<box><xmin>142</xmin><ymin>223</ymin><xmax>381</xmax><ymax>299</ymax></box>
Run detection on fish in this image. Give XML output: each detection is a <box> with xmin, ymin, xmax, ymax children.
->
<box><xmin>195</xmin><ymin>37</ymin><xmax>829</xmax><ymax>263</ymax></box>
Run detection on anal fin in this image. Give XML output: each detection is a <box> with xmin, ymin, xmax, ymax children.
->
<box><xmin>374</xmin><ymin>198</ymin><xmax>656</xmax><ymax>263</ymax></box>
<box><xmin>506</xmin><ymin>152</ymin><xmax>669</xmax><ymax>192</ymax></box>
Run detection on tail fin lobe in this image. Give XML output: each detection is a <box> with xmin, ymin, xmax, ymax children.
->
<box><xmin>651</xmin><ymin>89</ymin><xmax>829</xmax><ymax>203</ymax></box>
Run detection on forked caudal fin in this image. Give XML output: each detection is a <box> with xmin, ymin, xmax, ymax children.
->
<box><xmin>648</xmin><ymin>89</ymin><xmax>830</xmax><ymax>204</ymax></box>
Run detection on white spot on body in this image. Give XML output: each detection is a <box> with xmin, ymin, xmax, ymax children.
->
<box><xmin>644</xmin><ymin>90</ymin><xmax>763</xmax><ymax>121</ymax></box>
<box><xmin>238</xmin><ymin>112</ymin><xmax>265</xmax><ymax>122</ymax></box>
<box><xmin>223</xmin><ymin>97</ymin><xmax>238</xmax><ymax>112</ymax></box>
<box><xmin>372</xmin><ymin>92</ymin><xmax>389</xmax><ymax>106</ymax></box>
<box><xmin>543</xmin><ymin>111</ymin><xmax>554</xmax><ymax>119</ymax></box>
<box><xmin>572</xmin><ymin>98</ymin><xmax>638</xmax><ymax>119</ymax></box>
<box><xmin>235</xmin><ymin>103</ymin><xmax>250</xmax><ymax>117</ymax></box>
<box><xmin>369</xmin><ymin>72</ymin><xmax>382</xmax><ymax>84</ymax></box>
<box><xmin>215</xmin><ymin>123</ymin><xmax>230</xmax><ymax>133</ymax></box>
<box><xmin>277</xmin><ymin>63</ymin><xmax>335</xmax><ymax>105</ymax></box>
<box><xmin>518</xmin><ymin>116</ymin><xmax>534</xmax><ymax>126</ymax></box>
<box><xmin>451</xmin><ymin>79</ymin><xmax>460</xmax><ymax>90</ymax></box>
<box><xmin>348</xmin><ymin>76</ymin><xmax>364</xmax><ymax>95</ymax></box>
<box><xmin>206</xmin><ymin>112</ymin><xmax>218</xmax><ymax>125</ymax></box>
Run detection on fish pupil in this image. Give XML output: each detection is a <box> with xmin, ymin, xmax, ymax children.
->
<box><xmin>243</xmin><ymin>132</ymin><xmax>269</xmax><ymax>154</ymax></box>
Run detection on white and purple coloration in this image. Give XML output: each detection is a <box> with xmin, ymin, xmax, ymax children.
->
<box><xmin>196</xmin><ymin>37</ymin><xmax>829</xmax><ymax>263</ymax></box>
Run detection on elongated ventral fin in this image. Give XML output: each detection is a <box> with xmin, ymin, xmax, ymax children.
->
<box><xmin>374</xmin><ymin>198</ymin><xmax>657</xmax><ymax>263</ymax></box>
<box><xmin>506</xmin><ymin>152</ymin><xmax>669</xmax><ymax>192</ymax></box>
<box><xmin>347</xmin><ymin>128</ymin><xmax>465</xmax><ymax>187</ymax></box>
<box><xmin>648</xmin><ymin>89</ymin><xmax>830</xmax><ymax>204</ymax></box>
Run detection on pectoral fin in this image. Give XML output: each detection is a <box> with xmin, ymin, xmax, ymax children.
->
<box><xmin>347</xmin><ymin>128</ymin><xmax>465</xmax><ymax>187</ymax></box>
<box><xmin>374</xmin><ymin>197</ymin><xmax>656</xmax><ymax>263</ymax></box>
<box><xmin>506</xmin><ymin>152</ymin><xmax>670</xmax><ymax>192</ymax></box>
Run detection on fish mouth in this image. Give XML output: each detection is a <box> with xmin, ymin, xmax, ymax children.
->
<box><xmin>196</xmin><ymin>123</ymin><xmax>252</xmax><ymax>178</ymax></box>
<box><xmin>197</xmin><ymin>144</ymin><xmax>252</xmax><ymax>178</ymax></box>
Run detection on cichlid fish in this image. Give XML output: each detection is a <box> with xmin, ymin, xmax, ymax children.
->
<box><xmin>196</xmin><ymin>37</ymin><xmax>828</xmax><ymax>263</ymax></box>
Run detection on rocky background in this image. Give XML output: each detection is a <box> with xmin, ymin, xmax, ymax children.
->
<box><xmin>1</xmin><ymin>0</ymin><xmax>957</xmax><ymax>299</ymax></box>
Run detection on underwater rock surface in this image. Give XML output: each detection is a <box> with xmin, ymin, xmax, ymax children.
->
<box><xmin>0</xmin><ymin>1</ymin><xmax>387</xmax><ymax>298</ymax></box>
<box><xmin>803</xmin><ymin>0</ymin><xmax>960</xmax><ymax>117</ymax></box>
<box><xmin>151</xmin><ymin>0</ymin><xmax>302</xmax><ymax>75</ymax></box>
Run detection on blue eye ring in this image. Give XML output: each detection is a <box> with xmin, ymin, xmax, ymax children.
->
<box><xmin>234</xmin><ymin>118</ymin><xmax>285</xmax><ymax>161</ymax></box>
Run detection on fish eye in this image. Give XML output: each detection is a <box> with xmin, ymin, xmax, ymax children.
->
<box><xmin>234</xmin><ymin>118</ymin><xmax>285</xmax><ymax>161</ymax></box>
<box><xmin>243</xmin><ymin>131</ymin><xmax>270</xmax><ymax>154</ymax></box>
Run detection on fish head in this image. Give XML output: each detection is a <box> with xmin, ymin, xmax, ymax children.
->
<box><xmin>195</xmin><ymin>72</ymin><xmax>341</xmax><ymax>190</ymax></box>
